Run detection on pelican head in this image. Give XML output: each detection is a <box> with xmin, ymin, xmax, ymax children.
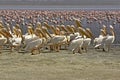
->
<box><xmin>71</xmin><ymin>25</ymin><xmax>77</xmax><ymax>32</ymax></box>
<box><xmin>34</xmin><ymin>28</ymin><xmax>42</xmax><ymax>38</ymax></box>
<box><xmin>109</xmin><ymin>25</ymin><xmax>114</xmax><ymax>30</ymax></box>
<box><xmin>86</xmin><ymin>28</ymin><xmax>94</xmax><ymax>39</ymax></box>
<box><xmin>36</xmin><ymin>22</ymin><xmax>41</xmax><ymax>29</ymax></box>
<box><xmin>42</xmin><ymin>27</ymin><xmax>52</xmax><ymax>38</ymax></box>
<box><xmin>109</xmin><ymin>25</ymin><xmax>115</xmax><ymax>36</ymax></box>
<box><xmin>75</xmin><ymin>19</ymin><xmax>82</xmax><ymax>27</ymax></box>
<box><xmin>15</xmin><ymin>24</ymin><xmax>20</xmax><ymax>29</ymax></box>
<box><xmin>44</xmin><ymin>22</ymin><xmax>51</xmax><ymax>30</ymax></box>
<box><xmin>61</xmin><ymin>25</ymin><xmax>68</xmax><ymax>32</ymax></box>
<box><xmin>1</xmin><ymin>28</ymin><xmax>12</xmax><ymax>38</ymax></box>
<box><xmin>28</xmin><ymin>26</ymin><xmax>34</xmax><ymax>35</ymax></box>
<box><xmin>55</xmin><ymin>27</ymin><xmax>61</xmax><ymax>35</ymax></box>
<box><xmin>66</xmin><ymin>25</ymin><xmax>74</xmax><ymax>34</ymax></box>
<box><xmin>102</xmin><ymin>25</ymin><xmax>107</xmax><ymax>36</ymax></box>
<box><xmin>100</xmin><ymin>29</ymin><xmax>106</xmax><ymax>36</ymax></box>
<box><xmin>50</xmin><ymin>25</ymin><xmax>56</xmax><ymax>34</ymax></box>
<box><xmin>37</xmin><ymin>28</ymin><xmax>47</xmax><ymax>39</ymax></box>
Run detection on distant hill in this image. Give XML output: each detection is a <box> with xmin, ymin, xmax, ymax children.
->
<box><xmin>0</xmin><ymin>0</ymin><xmax>120</xmax><ymax>5</ymax></box>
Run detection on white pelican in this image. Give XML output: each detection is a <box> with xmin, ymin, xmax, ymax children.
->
<box><xmin>24</xmin><ymin>38</ymin><xmax>46</xmax><ymax>54</ymax></box>
<box><xmin>23</xmin><ymin>26</ymin><xmax>52</xmax><ymax>54</ymax></box>
<box><xmin>68</xmin><ymin>27</ymin><xmax>85</xmax><ymax>54</ymax></box>
<box><xmin>78</xmin><ymin>27</ymin><xmax>93</xmax><ymax>53</ymax></box>
<box><xmin>103</xmin><ymin>25</ymin><xmax>115</xmax><ymax>52</ymax></box>
<box><xmin>94</xmin><ymin>29</ymin><xmax>108</xmax><ymax>51</ymax></box>
<box><xmin>82</xmin><ymin>28</ymin><xmax>94</xmax><ymax>52</ymax></box>
<box><xmin>42</xmin><ymin>26</ymin><xmax>69</xmax><ymax>52</ymax></box>
<box><xmin>0</xmin><ymin>28</ymin><xmax>13</xmax><ymax>51</ymax></box>
<box><xmin>68</xmin><ymin>37</ymin><xmax>84</xmax><ymax>54</ymax></box>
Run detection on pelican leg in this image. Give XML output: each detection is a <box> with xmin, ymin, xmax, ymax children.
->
<box><xmin>31</xmin><ymin>49</ymin><xmax>35</xmax><ymax>55</ymax></box>
<box><xmin>85</xmin><ymin>47</ymin><xmax>88</xmax><ymax>53</ymax></box>
<box><xmin>78</xmin><ymin>47</ymin><xmax>82</xmax><ymax>54</ymax></box>
<box><xmin>72</xmin><ymin>49</ymin><xmax>75</xmax><ymax>54</ymax></box>
<box><xmin>50</xmin><ymin>45</ymin><xmax>54</xmax><ymax>51</ymax></box>
<box><xmin>53</xmin><ymin>44</ymin><xmax>56</xmax><ymax>51</ymax></box>
<box><xmin>107</xmin><ymin>45</ymin><xmax>111</xmax><ymax>52</ymax></box>
<box><xmin>53</xmin><ymin>45</ymin><xmax>56</xmax><ymax>51</ymax></box>
<box><xmin>103</xmin><ymin>48</ymin><xmax>106</xmax><ymax>52</ymax></box>
<box><xmin>59</xmin><ymin>45</ymin><xmax>62</xmax><ymax>50</ymax></box>
<box><xmin>73</xmin><ymin>47</ymin><xmax>79</xmax><ymax>54</ymax></box>
<box><xmin>0</xmin><ymin>46</ymin><xmax>2</xmax><ymax>54</ymax></box>
<box><xmin>64</xmin><ymin>41</ymin><xmax>69</xmax><ymax>50</ymax></box>
<box><xmin>31</xmin><ymin>47</ymin><xmax>37</xmax><ymax>55</ymax></box>
<box><xmin>38</xmin><ymin>47</ymin><xmax>41</xmax><ymax>54</ymax></box>
<box><xmin>56</xmin><ymin>44</ymin><xmax>60</xmax><ymax>52</ymax></box>
<box><xmin>103</xmin><ymin>44</ymin><xmax>106</xmax><ymax>52</ymax></box>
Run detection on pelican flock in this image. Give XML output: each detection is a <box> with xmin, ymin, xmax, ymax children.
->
<box><xmin>0</xmin><ymin>19</ymin><xmax>116</xmax><ymax>54</ymax></box>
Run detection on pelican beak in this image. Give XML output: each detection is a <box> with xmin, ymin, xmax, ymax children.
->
<box><xmin>66</xmin><ymin>25</ymin><xmax>74</xmax><ymax>34</ymax></box>
<box><xmin>37</xmin><ymin>22</ymin><xmax>42</xmax><ymax>29</ymax></box>
<box><xmin>44</xmin><ymin>22</ymin><xmax>51</xmax><ymax>30</ymax></box>
<box><xmin>75</xmin><ymin>19</ymin><xmax>82</xmax><ymax>27</ymax></box>
<box><xmin>100</xmin><ymin>29</ymin><xmax>106</xmax><ymax>36</ymax></box>
<box><xmin>42</xmin><ymin>27</ymin><xmax>52</xmax><ymax>38</ymax></box>
<box><xmin>102</xmin><ymin>25</ymin><xmax>107</xmax><ymax>36</ymax></box>
<box><xmin>109</xmin><ymin>25</ymin><xmax>114</xmax><ymax>30</ymax></box>
<box><xmin>86</xmin><ymin>28</ymin><xmax>94</xmax><ymax>38</ymax></box>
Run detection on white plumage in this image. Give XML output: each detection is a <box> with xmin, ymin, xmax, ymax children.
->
<box><xmin>50</xmin><ymin>35</ymin><xmax>66</xmax><ymax>44</ymax></box>
<box><xmin>94</xmin><ymin>35</ymin><xmax>107</xmax><ymax>48</ymax></box>
<box><xmin>68</xmin><ymin>37</ymin><xmax>83</xmax><ymax>54</ymax></box>
<box><xmin>24</xmin><ymin>38</ymin><xmax>44</xmax><ymax>51</ymax></box>
<box><xmin>94</xmin><ymin>25</ymin><xmax>115</xmax><ymax>51</ymax></box>
<box><xmin>82</xmin><ymin>38</ymin><xmax>91</xmax><ymax>52</ymax></box>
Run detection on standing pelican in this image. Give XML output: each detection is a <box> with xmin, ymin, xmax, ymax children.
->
<box><xmin>103</xmin><ymin>25</ymin><xmax>115</xmax><ymax>52</ymax></box>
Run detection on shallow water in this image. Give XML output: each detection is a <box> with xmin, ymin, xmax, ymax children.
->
<box><xmin>0</xmin><ymin>5</ymin><xmax>120</xmax><ymax>10</ymax></box>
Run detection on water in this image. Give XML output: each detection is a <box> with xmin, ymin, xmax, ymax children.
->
<box><xmin>0</xmin><ymin>5</ymin><xmax>120</xmax><ymax>10</ymax></box>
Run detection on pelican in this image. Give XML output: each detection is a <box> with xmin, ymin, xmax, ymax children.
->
<box><xmin>68</xmin><ymin>37</ymin><xmax>84</xmax><ymax>54</ymax></box>
<box><xmin>0</xmin><ymin>28</ymin><xmax>13</xmax><ymax>51</ymax></box>
<box><xmin>75</xmin><ymin>19</ymin><xmax>82</xmax><ymax>28</ymax></box>
<box><xmin>82</xmin><ymin>28</ymin><xmax>94</xmax><ymax>52</ymax></box>
<box><xmin>24</xmin><ymin>27</ymin><xmax>50</xmax><ymax>55</ymax></box>
<box><xmin>43</xmin><ymin>25</ymin><xmax>69</xmax><ymax>52</ymax></box>
<box><xmin>103</xmin><ymin>25</ymin><xmax>115</xmax><ymax>52</ymax></box>
<box><xmin>22</xmin><ymin>26</ymin><xmax>39</xmax><ymax>49</ymax></box>
<box><xmin>68</xmin><ymin>27</ymin><xmax>85</xmax><ymax>54</ymax></box>
<box><xmin>77</xmin><ymin>27</ymin><xmax>93</xmax><ymax>53</ymax></box>
<box><xmin>24</xmin><ymin>38</ymin><xmax>46</xmax><ymax>54</ymax></box>
<box><xmin>94</xmin><ymin>29</ymin><xmax>108</xmax><ymax>51</ymax></box>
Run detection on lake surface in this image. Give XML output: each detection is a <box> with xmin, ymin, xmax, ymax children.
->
<box><xmin>0</xmin><ymin>5</ymin><xmax>120</xmax><ymax>10</ymax></box>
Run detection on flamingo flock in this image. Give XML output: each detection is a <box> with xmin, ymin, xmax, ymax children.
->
<box><xmin>0</xmin><ymin>18</ymin><xmax>115</xmax><ymax>55</ymax></box>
